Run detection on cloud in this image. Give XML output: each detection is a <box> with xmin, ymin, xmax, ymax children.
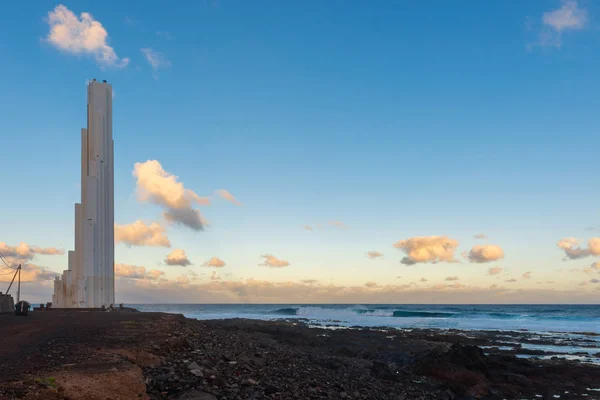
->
<box><xmin>522</xmin><ymin>271</ymin><xmax>532</xmax><ymax>279</ymax></box>
<box><xmin>203</xmin><ymin>257</ymin><xmax>226</xmax><ymax>268</ymax></box>
<box><xmin>365</xmin><ymin>281</ymin><xmax>378</xmax><ymax>288</ymax></box>
<box><xmin>176</xmin><ymin>275</ymin><xmax>190</xmax><ymax>285</ymax></box>
<box><xmin>210</xmin><ymin>271</ymin><xmax>221</xmax><ymax>281</ymax></box>
<box><xmin>590</xmin><ymin>279</ymin><xmax>600</xmax><ymax>284</ymax></box>
<box><xmin>133</xmin><ymin>160</ymin><xmax>209</xmax><ymax>231</ymax></box>
<box><xmin>163</xmin><ymin>209</ymin><xmax>205</xmax><ymax>231</ymax></box>
<box><xmin>366</xmin><ymin>251</ymin><xmax>383</xmax><ymax>259</ymax></box>
<box><xmin>473</xmin><ymin>234</ymin><xmax>487</xmax><ymax>239</ymax></box>
<box><xmin>0</xmin><ymin>263</ymin><xmax>58</xmax><ymax>283</ymax></box>
<box><xmin>589</xmin><ymin>238</ymin><xmax>600</xmax><ymax>256</ymax></box>
<box><xmin>467</xmin><ymin>245</ymin><xmax>505</xmax><ymax>263</ymax></box>
<box><xmin>259</xmin><ymin>254</ymin><xmax>290</xmax><ymax>268</ymax></box>
<box><xmin>393</xmin><ymin>236</ymin><xmax>459</xmax><ymax>264</ymax></box>
<box><xmin>215</xmin><ymin>189</ymin><xmax>242</xmax><ymax>206</ymax></box>
<box><xmin>114</xmin><ymin>275</ymin><xmax>600</xmax><ymax>304</ymax></box>
<box><xmin>536</xmin><ymin>0</ymin><xmax>588</xmax><ymax>48</ymax></box>
<box><xmin>543</xmin><ymin>1</ymin><xmax>587</xmax><ymax>31</ymax></box>
<box><xmin>488</xmin><ymin>267</ymin><xmax>503</xmax><ymax>276</ymax></box>
<box><xmin>303</xmin><ymin>225</ymin><xmax>313</xmax><ymax>231</ymax></box>
<box><xmin>0</xmin><ymin>242</ymin><xmax>64</xmax><ymax>265</ymax></box>
<box><xmin>45</xmin><ymin>5</ymin><xmax>129</xmax><ymax>68</ymax></box>
<box><xmin>165</xmin><ymin>249</ymin><xmax>192</xmax><ymax>266</ymax></box>
<box><xmin>329</xmin><ymin>221</ymin><xmax>348</xmax><ymax>230</ymax></box>
<box><xmin>445</xmin><ymin>276</ymin><xmax>459</xmax><ymax>281</ymax></box>
<box><xmin>114</xmin><ymin>220</ymin><xmax>171</xmax><ymax>247</ymax></box>
<box><xmin>141</xmin><ymin>48</ymin><xmax>171</xmax><ymax>72</ymax></box>
<box><xmin>584</xmin><ymin>262</ymin><xmax>600</xmax><ymax>274</ymax></box>
<box><xmin>115</xmin><ymin>263</ymin><xmax>164</xmax><ymax>281</ymax></box>
<box><xmin>505</xmin><ymin>278</ymin><xmax>517</xmax><ymax>283</ymax></box>
<box><xmin>557</xmin><ymin>237</ymin><xmax>600</xmax><ymax>260</ymax></box>
<box><xmin>300</xmin><ymin>279</ymin><xmax>318</xmax><ymax>284</ymax></box>
<box><xmin>420</xmin><ymin>277</ymin><xmax>428</xmax><ymax>282</ymax></box>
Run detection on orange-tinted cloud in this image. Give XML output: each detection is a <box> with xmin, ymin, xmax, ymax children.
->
<box><xmin>329</xmin><ymin>221</ymin><xmax>348</xmax><ymax>230</ymax></box>
<box><xmin>259</xmin><ymin>254</ymin><xmax>290</xmax><ymax>268</ymax></box>
<box><xmin>46</xmin><ymin>5</ymin><xmax>129</xmax><ymax>68</ymax></box>
<box><xmin>133</xmin><ymin>160</ymin><xmax>209</xmax><ymax>231</ymax></box>
<box><xmin>393</xmin><ymin>236</ymin><xmax>459</xmax><ymax>265</ymax></box>
<box><xmin>0</xmin><ymin>242</ymin><xmax>64</xmax><ymax>264</ymax></box>
<box><xmin>366</xmin><ymin>251</ymin><xmax>383</xmax><ymax>259</ymax></box>
<box><xmin>557</xmin><ymin>237</ymin><xmax>600</xmax><ymax>259</ymax></box>
<box><xmin>215</xmin><ymin>189</ymin><xmax>242</xmax><ymax>206</ymax></box>
<box><xmin>165</xmin><ymin>249</ymin><xmax>192</xmax><ymax>266</ymax></box>
<box><xmin>488</xmin><ymin>267</ymin><xmax>503</xmax><ymax>276</ymax></box>
<box><xmin>0</xmin><ymin>263</ymin><xmax>58</xmax><ymax>283</ymax></box>
<box><xmin>467</xmin><ymin>245</ymin><xmax>505</xmax><ymax>263</ymax></box>
<box><xmin>115</xmin><ymin>263</ymin><xmax>165</xmax><ymax>281</ymax></box>
<box><xmin>114</xmin><ymin>220</ymin><xmax>171</xmax><ymax>247</ymax></box>
<box><xmin>203</xmin><ymin>257</ymin><xmax>226</xmax><ymax>268</ymax></box>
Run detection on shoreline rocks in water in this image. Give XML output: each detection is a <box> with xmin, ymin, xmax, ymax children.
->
<box><xmin>0</xmin><ymin>311</ymin><xmax>599</xmax><ymax>400</ymax></box>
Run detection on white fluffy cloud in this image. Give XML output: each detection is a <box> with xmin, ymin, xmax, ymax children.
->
<box><xmin>133</xmin><ymin>160</ymin><xmax>209</xmax><ymax>231</ymax></box>
<box><xmin>215</xmin><ymin>189</ymin><xmax>242</xmax><ymax>206</ymax></box>
<box><xmin>467</xmin><ymin>245</ymin><xmax>505</xmax><ymax>263</ymax></box>
<box><xmin>203</xmin><ymin>257</ymin><xmax>226</xmax><ymax>268</ymax></box>
<box><xmin>366</xmin><ymin>251</ymin><xmax>383</xmax><ymax>259</ymax></box>
<box><xmin>165</xmin><ymin>249</ymin><xmax>192</xmax><ymax>266</ymax></box>
<box><xmin>393</xmin><ymin>236</ymin><xmax>459</xmax><ymax>265</ymax></box>
<box><xmin>259</xmin><ymin>254</ymin><xmax>290</xmax><ymax>268</ymax></box>
<box><xmin>46</xmin><ymin>5</ymin><xmax>129</xmax><ymax>68</ymax></box>
<box><xmin>114</xmin><ymin>221</ymin><xmax>171</xmax><ymax>247</ymax></box>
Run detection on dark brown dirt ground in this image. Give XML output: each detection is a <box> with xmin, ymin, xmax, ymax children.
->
<box><xmin>0</xmin><ymin>311</ymin><xmax>599</xmax><ymax>400</ymax></box>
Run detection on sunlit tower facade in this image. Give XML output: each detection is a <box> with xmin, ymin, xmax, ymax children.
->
<box><xmin>52</xmin><ymin>79</ymin><xmax>115</xmax><ymax>308</ymax></box>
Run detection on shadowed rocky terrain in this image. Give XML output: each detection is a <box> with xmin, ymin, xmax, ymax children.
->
<box><xmin>0</xmin><ymin>311</ymin><xmax>598</xmax><ymax>400</ymax></box>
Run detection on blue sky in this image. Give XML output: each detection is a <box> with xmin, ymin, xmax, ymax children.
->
<box><xmin>0</xmin><ymin>1</ymin><xmax>599</xmax><ymax>303</ymax></box>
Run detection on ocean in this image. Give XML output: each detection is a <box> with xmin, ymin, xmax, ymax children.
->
<box><xmin>129</xmin><ymin>303</ymin><xmax>600</xmax><ymax>334</ymax></box>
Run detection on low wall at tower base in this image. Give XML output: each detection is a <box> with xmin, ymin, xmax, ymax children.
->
<box><xmin>0</xmin><ymin>293</ymin><xmax>15</xmax><ymax>313</ymax></box>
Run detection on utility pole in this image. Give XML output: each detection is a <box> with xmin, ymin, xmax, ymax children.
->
<box><xmin>17</xmin><ymin>264</ymin><xmax>21</xmax><ymax>303</ymax></box>
<box><xmin>6</xmin><ymin>265</ymin><xmax>20</xmax><ymax>296</ymax></box>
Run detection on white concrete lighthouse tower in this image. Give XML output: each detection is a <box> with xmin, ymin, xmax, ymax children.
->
<box><xmin>53</xmin><ymin>79</ymin><xmax>115</xmax><ymax>308</ymax></box>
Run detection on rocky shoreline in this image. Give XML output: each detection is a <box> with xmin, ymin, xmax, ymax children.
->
<box><xmin>0</xmin><ymin>310</ymin><xmax>599</xmax><ymax>400</ymax></box>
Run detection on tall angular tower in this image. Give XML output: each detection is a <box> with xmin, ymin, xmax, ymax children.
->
<box><xmin>53</xmin><ymin>80</ymin><xmax>115</xmax><ymax>308</ymax></box>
